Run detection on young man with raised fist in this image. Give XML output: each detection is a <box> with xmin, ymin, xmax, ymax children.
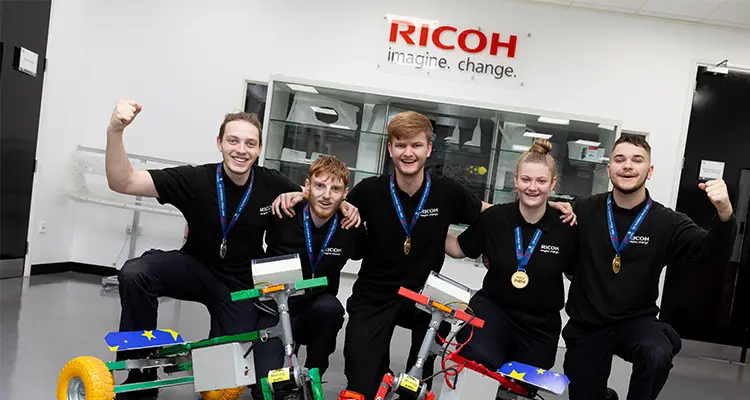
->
<box><xmin>562</xmin><ymin>135</ymin><xmax>737</xmax><ymax>400</ymax></box>
<box><xmin>254</xmin><ymin>155</ymin><xmax>364</xmax><ymax>383</ymax></box>
<box><xmin>104</xmin><ymin>100</ymin><xmax>358</xmax><ymax>399</ymax></box>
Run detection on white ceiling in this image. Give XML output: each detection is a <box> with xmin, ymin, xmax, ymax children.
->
<box><xmin>522</xmin><ymin>0</ymin><xmax>750</xmax><ymax>30</ymax></box>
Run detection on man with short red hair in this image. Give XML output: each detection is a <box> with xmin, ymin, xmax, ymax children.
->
<box><xmin>256</xmin><ymin>155</ymin><xmax>364</xmax><ymax>383</ymax></box>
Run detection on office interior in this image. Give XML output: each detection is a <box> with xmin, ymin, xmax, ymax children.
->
<box><xmin>1</xmin><ymin>0</ymin><xmax>750</xmax><ymax>399</ymax></box>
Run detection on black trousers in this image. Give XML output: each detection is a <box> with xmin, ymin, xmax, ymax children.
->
<box><xmin>343</xmin><ymin>293</ymin><xmax>451</xmax><ymax>399</ymax></box>
<box><xmin>456</xmin><ymin>289</ymin><xmax>561</xmax><ymax>371</ymax></box>
<box><xmin>116</xmin><ymin>250</ymin><xmax>260</xmax><ymax>365</ymax></box>
<box><xmin>562</xmin><ymin>316</ymin><xmax>682</xmax><ymax>400</ymax></box>
<box><xmin>253</xmin><ymin>293</ymin><xmax>345</xmax><ymax>380</ymax></box>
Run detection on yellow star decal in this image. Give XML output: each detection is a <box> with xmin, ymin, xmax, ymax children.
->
<box><xmin>142</xmin><ymin>330</ymin><xmax>156</xmax><ymax>341</ymax></box>
<box><xmin>509</xmin><ymin>370</ymin><xmax>527</xmax><ymax>380</ymax></box>
<box><xmin>161</xmin><ymin>329</ymin><xmax>180</xmax><ymax>341</ymax></box>
<box><xmin>554</xmin><ymin>373</ymin><xmax>560</xmax><ymax>377</ymax></box>
<box><xmin>108</xmin><ymin>345</ymin><xmax>119</xmax><ymax>352</ymax></box>
<box><xmin>537</xmin><ymin>368</ymin><xmax>545</xmax><ymax>374</ymax></box>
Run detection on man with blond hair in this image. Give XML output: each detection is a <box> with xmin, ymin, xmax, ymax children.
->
<box><xmin>340</xmin><ymin>111</ymin><xmax>492</xmax><ymax>398</ymax></box>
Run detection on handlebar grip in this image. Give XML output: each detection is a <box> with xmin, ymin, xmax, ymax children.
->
<box><xmin>398</xmin><ymin>287</ymin><xmax>429</xmax><ymax>306</ymax></box>
<box><xmin>230</xmin><ymin>288</ymin><xmax>261</xmax><ymax>302</ymax></box>
<box><xmin>295</xmin><ymin>276</ymin><xmax>329</xmax><ymax>291</ymax></box>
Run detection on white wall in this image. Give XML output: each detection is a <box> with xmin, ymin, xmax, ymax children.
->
<box><xmin>29</xmin><ymin>0</ymin><xmax>750</xmax><ymax>282</ymax></box>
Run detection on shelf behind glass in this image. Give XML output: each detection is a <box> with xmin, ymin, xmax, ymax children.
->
<box><xmin>270</xmin><ymin>119</ymin><xmax>385</xmax><ymax>140</ymax></box>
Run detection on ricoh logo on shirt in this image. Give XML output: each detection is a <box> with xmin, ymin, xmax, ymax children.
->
<box><xmin>420</xmin><ymin>208</ymin><xmax>439</xmax><ymax>217</ymax></box>
<box><xmin>630</xmin><ymin>236</ymin><xmax>650</xmax><ymax>245</ymax></box>
<box><xmin>259</xmin><ymin>205</ymin><xmax>272</xmax><ymax>216</ymax></box>
<box><xmin>540</xmin><ymin>244</ymin><xmax>560</xmax><ymax>255</ymax></box>
<box><xmin>324</xmin><ymin>247</ymin><xmax>342</xmax><ymax>256</ymax></box>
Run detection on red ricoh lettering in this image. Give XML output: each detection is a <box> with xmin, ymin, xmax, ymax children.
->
<box><xmin>388</xmin><ymin>19</ymin><xmax>518</xmax><ymax>58</ymax></box>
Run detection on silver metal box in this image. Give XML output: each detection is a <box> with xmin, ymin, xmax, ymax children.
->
<box><xmin>420</xmin><ymin>272</ymin><xmax>473</xmax><ymax>310</ymax></box>
<box><xmin>192</xmin><ymin>342</ymin><xmax>256</xmax><ymax>392</ymax></box>
<box><xmin>252</xmin><ymin>254</ymin><xmax>304</xmax><ymax>291</ymax></box>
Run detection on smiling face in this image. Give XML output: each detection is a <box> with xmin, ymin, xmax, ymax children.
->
<box><xmin>608</xmin><ymin>142</ymin><xmax>653</xmax><ymax>194</ymax></box>
<box><xmin>305</xmin><ymin>173</ymin><xmax>349</xmax><ymax>219</ymax></box>
<box><xmin>387</xmin><ymin>131</ymin><xmax>433</xmax><ymax>178</ymax></box>
<box><xmin>216</xmin><ymin>120</ymin><xmax>262</xmax><ymax>178</ymax></box>
<box><xmin>515</xmin><ymin>161</ymin><xmax>556</xmax><ymax>208</ymax></box>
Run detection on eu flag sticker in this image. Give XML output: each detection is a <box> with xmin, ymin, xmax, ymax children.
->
<box><xmin>105</xmin><ymin>329</ymin><xmax>184</xmax><ymax>352</ymax></box>
<box><xmin>498</xmin><ymin>361</ymin><xmax>570</xmax><ymax>395</ymax></box>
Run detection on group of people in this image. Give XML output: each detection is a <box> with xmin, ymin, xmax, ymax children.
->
<box><xmin>105</xmin><ymin>99</ymin><xmax>736</xmax><ymax>400</ymax></box>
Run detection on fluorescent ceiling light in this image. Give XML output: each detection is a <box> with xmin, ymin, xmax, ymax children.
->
<box><xmin>310</xmin><ymin>106</ymin><xmax>337</xmax><ymax>115</ymax></box>
<box><xmin>598</xmin><ymin>124</ymin><xmax>615</xmax><ymax>130</ymax></box>
<box><xmin>575</xmin><ymin>140</ymin><xmax>601</xmax><ymax>147</ymax></box>
<box><xmin>600</xmin><ymin>157</ymin><xmax>610</xmax><ymax>162</ymax></box>
<box><xmin>512</xmin><ymin>145</ymin><xmax>530</xmax><ymax>152</ymax></box>
<box><xmin>523</xmin><ymin>132</ymin><xmax>553</xmax><ymax>139</ymax></box>
<box><xmin>537</xmin><ymin>116</ymin><xmax>569</xmax><ymax>125</ymax></box>
<box><xmin>328</xmin><ymin>124</ymin><xmax>351</xmax><ymax>130</ymax></box>
<box><xmin>286</xmin><ymin>83</ymin><xmax>318</xmax><ymax>94</ymax></box>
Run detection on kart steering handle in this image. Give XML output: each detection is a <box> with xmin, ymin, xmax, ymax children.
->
<box><xmin>230</xmin><ymin>277</ymin><xmax>329</xmax><ymax>303</ymax></box>
<box><xmin>397</xmin><ymin>287</ymin><xmax>484</xmax><ymax>328</ymax></box>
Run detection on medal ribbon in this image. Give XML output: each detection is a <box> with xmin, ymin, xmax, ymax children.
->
<box><xmin>216</xmin><ymin>162</ymin><xmax>254</xmax><ymax>245</ymax></box>
<box><xmin>514</xmin><ymin>227</ymin><xmax>542</xmax><ymax>272</ymax></box>
<box><xmin>389</xmin><ymin>172</ymin><xmax>432</xmax><ymax>241</ymax></box>
<box><xmin>606</xmin><ymin>193</ymin><xmax>652</xmax><ymax>257</ymax></box>
<box><xmin>303</xmin><ymin>203</ymin><xmax>339</xmax><ymax>276</ymax></box>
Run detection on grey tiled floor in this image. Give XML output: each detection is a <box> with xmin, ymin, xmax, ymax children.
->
<box><xmin>1</xmin><ymin>272</ymin><xmax>749</xmax><ymax>399</ymax></box>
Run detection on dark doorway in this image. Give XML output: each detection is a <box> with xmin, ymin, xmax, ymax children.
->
<box><xmin>660</xmin><ymin>66</ymin><xmax>750</xmax><ymax>362</ymax></box>
<box><xmin>0</xmin><ymin>0</ymin><xmax>52</xmax><ymax>278</ymax></box>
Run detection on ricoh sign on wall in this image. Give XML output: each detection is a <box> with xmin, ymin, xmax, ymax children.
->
<box><xmin>381</xmin><ymin>15</ymin><xmax>528</xmax><ymax>86</ymax></box>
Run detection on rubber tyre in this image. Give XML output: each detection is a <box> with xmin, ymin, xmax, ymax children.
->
<box><xmin>56</xmin><ymin>356</ymin><xmax>114</xmax><ymax>400</ymax></box>
<box><xmin>200</xmin><ymin>386</ymin><xmax>245</xmax><ymax>400</ymax></box>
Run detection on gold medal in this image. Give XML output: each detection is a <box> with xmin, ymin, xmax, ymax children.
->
<box><xmin>511</xmin><ymin>270</ymin><xmax>529</xmax><ymax>289</ymax></box>
<box><xmin>612</xmin><ymin>255</ymin><xmax>621</xmax><ymax>274</ymax></box>
<box><xmin>404</xmin><ymin>237</ymin><xmax>411</xmax><ymax>255</ymax></box>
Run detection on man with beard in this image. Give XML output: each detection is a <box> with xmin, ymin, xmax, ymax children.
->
<box><xmin>104</xmin><ymin>100</ymin><xmax>358</xmax><ymax>399</ymax></box>
<box><xmin>562</xmin><ymin>135</ymin><xmax>737</xmax><ymax>400</ymax></box>
<box><xmin>255</xmin><ymin>155</ymin><xmax>364</xmax><ymax>382</ymax></box>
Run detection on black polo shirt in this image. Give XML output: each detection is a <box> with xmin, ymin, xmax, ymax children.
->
<box><xmin>566</xmin><ymin>191</ymin><xmax>737</xmax><ymax>326</ymax></box>
<box><xmin>264</xmin><ymin>201</ymin><xmax>365</xmax><ymax>300</ymax></box>
<box><xmin>458</xmin><ymin>202</ymin><xmax>578</xmax><ymax>314</ymax></box>
<box><xmin>148</xmin><ymin>163</ymin><xmax>300</xmax><ymax>284</ymax></box>
<box><xmin>347</xmin><ymin>172</ymin><xmax>483</xmax><ymax>302</ymax></box>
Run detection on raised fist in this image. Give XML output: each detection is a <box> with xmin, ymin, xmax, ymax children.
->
<box><xmin>108</xmin><ymin>100</ymin><xmax>142</xmax><ymax>133</ymax></box>
<box><xmin>699</xmin><ymin>179</ymin><xmax>733</xmax><ymax>220</ymax></box>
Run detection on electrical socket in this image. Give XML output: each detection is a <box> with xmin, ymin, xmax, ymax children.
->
<box><xmin>126</xmin><ymin>224</ymin><xmax>142</xmax><ymax>236</ymax></box>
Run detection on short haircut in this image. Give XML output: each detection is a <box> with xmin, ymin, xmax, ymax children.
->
<box><xmin>387</xmin><ymin>111</ymin><xmax>434</xmax><ymax>143</ymax></box>
<box><xmin>309</xmin><ymin>155</ymin><xmax>350</xmax><ymax>187</ymax></box>
<box><xmin>219</xmin><ymin>112</ymin><xmax>263</xmax><ymax>143</ymax></box>
<box><xmin>613</xmin><ymin>134</ymin><xmax>650</xmax><ymax>156</ymax></box>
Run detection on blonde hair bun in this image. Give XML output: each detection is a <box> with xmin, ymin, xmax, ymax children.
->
<box><xmin>530</xmin><ymin>138</ymin><xmax>552</xmax><ymax>155</ymax></box>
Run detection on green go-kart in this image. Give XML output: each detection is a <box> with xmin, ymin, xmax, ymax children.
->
<box><xmin>56</xmin><ymin>275</ymin><xmax>328</xmax><ymax>400</ymax></box>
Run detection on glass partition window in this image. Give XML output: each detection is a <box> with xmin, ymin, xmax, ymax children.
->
<box><xmin>258</xmin><ymin>79</ymin><xmax>617</xmax><ymax>207</ymax></box>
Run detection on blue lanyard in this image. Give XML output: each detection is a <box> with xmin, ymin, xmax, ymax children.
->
<box><xmin>606</xmin><ymin>194</ymin><xmax>652</xmax><ymax>255</ymax></box>
<box><xmin>216</xmin><ymin>162</ymin><xmax>254</xmax><ymax>243</ymax></box>
<box><xmin>389</xmin><ymin>172</ymin><xmax>432</xmax><ymax>239</ymax></box>
<box><xmin>303</xmin><ymin>203</ymin><xmax>338</xmax><ymax>276</ymax></box>
<box><xmin>514</xmin><ymin>227</ymin><xmax>542</xmax><ymax>272</ymax></box>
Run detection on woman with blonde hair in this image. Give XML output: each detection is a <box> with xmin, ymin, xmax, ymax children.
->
<box><xmin>445</xmin><ymin>139</ymin><xmax>578</xmax><ymax>370</ymax></box>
